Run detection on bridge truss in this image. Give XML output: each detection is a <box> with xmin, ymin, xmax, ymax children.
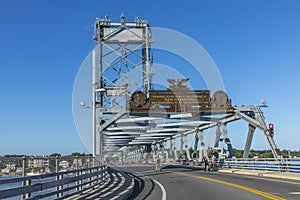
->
<box><xmin>91</xmin><ymin>14</ymin><xmax>282</xmax><ymax>162</ymax></box>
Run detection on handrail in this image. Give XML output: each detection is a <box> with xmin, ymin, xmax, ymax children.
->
<box><xmin>222</xmin><ymin>158</ymin><xmax>300</xmax><ymax>173</ymax></box>
<box><xmin>0</xmin><ymin>165</ymin><xmax>108</xmax><ymax>199</ymax></box>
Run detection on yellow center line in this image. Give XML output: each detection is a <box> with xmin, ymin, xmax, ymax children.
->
<box><xmin>169</xmin><ymin>171</ymin><xmax>285</xmax><ymax>200</ymax></box>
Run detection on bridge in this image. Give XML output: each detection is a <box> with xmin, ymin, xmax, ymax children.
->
<box><xmin>83</xmin><ymin>13</ymin><xmax>281</xmax><ymax>162</ymax></box>
<box><xmin>1</xmin><ymin>14</ymin><xmax>300</xmax><ymax>200</ymax></box>
<box><xmin>1</xmin><ymin>156</ymin><xmax>300</xmax><ymax>199</ymax></box>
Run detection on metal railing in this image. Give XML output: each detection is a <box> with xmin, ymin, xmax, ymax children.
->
<box><xmin>222</xmin><ymin>158</ymin><xmax>300</xmax><ymax>173</ymax></box>
<box><xmin>0</xmin><ymin>156</ymin><xmax>108</xmax><ymax>199</ymax></box>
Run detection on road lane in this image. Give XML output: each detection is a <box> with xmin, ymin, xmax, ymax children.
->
<box><xmin>171</xmin><ymin>170</ymin><xmax>284</xmax><ymax>200</ymax></box>
<box><xmin>114</xmin><ymin>165</ymin><xmax>300</xmax><ymax>200</ymax></box>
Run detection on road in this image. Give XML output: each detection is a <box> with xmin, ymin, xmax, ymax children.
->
<box><xmin>114</xmin><ymin>164</ymin><xmax>300</xmax><ymax>200</ymax></box>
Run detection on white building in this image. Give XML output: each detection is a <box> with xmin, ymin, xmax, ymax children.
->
<box><xmin>59</xmin><ymin>160</ymin><xmax>69</xmax><ymax>169</ymax></box>
<box><xmin>73</xmin><ymin>158</ymin><xmax>82</xmax><ymax>168</ymax></box>
<box><xmin>28</xmin><ymin>159</ymin><xmax>49</xmax><ymax>168</ymax></box>
<box><xmin>1</xmin><ymin>163</ymin><xmax>16</xmax><ymax>173</ymax></box>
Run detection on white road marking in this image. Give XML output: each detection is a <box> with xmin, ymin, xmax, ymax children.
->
<box><xmin>152</xmin><ymin>179</ymin><xmax>167</xmax><ymax>200</ymax></box>
<box><xmin>119</xmin><ymin>165</ymin><xmax>167</xmax><ymax>199</ymax></box>
<box><xmin>289</xmin><ymin>192</ymin><xmax>300</xmax><ymax>195</ymax></box>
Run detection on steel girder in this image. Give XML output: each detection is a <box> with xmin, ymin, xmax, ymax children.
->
<box><xmin>102</xmin><ymin>105</ymin><xmax>282</xmax><ymax>160</ymax></box>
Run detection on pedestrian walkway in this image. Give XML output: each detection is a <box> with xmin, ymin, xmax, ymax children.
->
<box><xmin>168</xmin><ymin>163</ymin><xmax>300</xmax><ymax>182</ymax></box>
<box><xmin>218</xmin><ymin>168</ymin><xmax>300</xmax><ymax>182</ymax></box>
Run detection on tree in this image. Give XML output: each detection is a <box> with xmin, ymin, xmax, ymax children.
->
<box><xmin>49</xmin><ymin>153</ymin><xmax>61</xmax><ymax>157</ymax></box>
<box><xmin>71</xmin><ymin>152</ymin><xmax>86</xmax><ymax>157</ymax></box>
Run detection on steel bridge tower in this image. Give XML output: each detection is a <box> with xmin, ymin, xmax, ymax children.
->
<box><xmin>92</xmin><ymin>13</ymin><xmax>153</xmax><ymax>157</ymax></box>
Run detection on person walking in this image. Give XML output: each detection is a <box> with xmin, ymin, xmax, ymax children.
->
<box><xmin>212</xmin><ymin>154</ymin><xmax>217</xmax><ymax>171</ymax></box>
<box><xmin>155</xmin><ymin>156</ymin><xmax>161</xmax><ymax>172</ymax></box>
<box><xmin>203</xmin><ymin>156</ymin><xmax>209</xmax><ymax>171</ymax></box>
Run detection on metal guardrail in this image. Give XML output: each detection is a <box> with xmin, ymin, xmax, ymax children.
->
<box><xmin>0</xmin><ymin>165</ymin><xmax>108</xmax><ymax>199</ymax></box>
<box><xmin>0</xmin><ymin>156</ymin><xmax>97</xmax><ymax>176</ymax></box>
<box><xmin>223</xmin><ymin>158</ymin><xmax>300</xmax><ymax>173</ymax></box>
<box><xmin>0</xmin><ymin>156</ymin><xmax>108</xmax><ymax>199</ymax></box>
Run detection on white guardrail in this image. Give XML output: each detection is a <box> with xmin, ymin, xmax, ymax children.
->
<box><xmin>222</xmin><ymin>158</ymin><xmax>300</xmax><ymax>173</ymax></box>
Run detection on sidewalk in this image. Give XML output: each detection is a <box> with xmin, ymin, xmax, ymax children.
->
<box><xmin>218</xmin><ymin>168</ymin><xmax>300</xmax><ymax>182</ymax></box>
<box><xmin>167</xmin><ymin>163</ymin><xmax>300</xmax><ymax>182</ymax></box>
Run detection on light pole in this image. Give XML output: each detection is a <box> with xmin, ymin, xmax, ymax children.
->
<box><xmin>79</xmin><ymin>100</ymin><xmax>97</xmax><ymax>158</ymax></box>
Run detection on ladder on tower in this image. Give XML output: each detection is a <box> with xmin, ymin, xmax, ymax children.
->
<box><xmin>253</xmin><ymin>107</ymin><xmax>282</xmax><ymax>159</ymax></box>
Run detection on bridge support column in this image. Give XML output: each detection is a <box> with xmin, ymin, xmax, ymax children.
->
<box><xmin>214</xmin><ymin>125</ymin><xmax>222</xmax><ymax>148</ymax></box>
<box><xmin>193</xmin><ymin>130</ymin><xmax>199</xmax><ymax>159</ymax></box>
<box><xmin>182</xmin><ymin>134</ymin><xmax>191</xmax><ymax>160</ymax></box>
<box><xmin>169</xmin><ymin>138</ymin><xmax>173</xmax><ymax>158</ymax></box>
<box><xmin>180</xmin><ymin>135</ymin><xmax>183</xmax><ymax>154</ymax></box>
<box><xmin>164</xmin><ymin>149</ymin><xmax>169</xmax><ymax>160</ymax></box>
<box><xmin>171</xmin><ymin>138</ymin><xmax>178</xmax><ymax>161</ymax></box>
<box><xmin>162</xmin><ymin>141</ymin><xmax>168</xmax><ymax>160</ymax></box>
<box><xmin>243</xmin><ymin>124</ymin><xmax>256</xmax><ymax>158</ymax></box>
<box><xmin>220</xmin><ymin>123</ymin><xmax>235</xmax><ymax>158</ymax></box>
<box><xmin>197</xmin><ymin>130</ymin><xmax>207</xmax><ymax>161</ymax></box>
<box><xmin>156</xmin><ymin>143</ymin><xmax>162</xmax><ymax>153</ymax></box>
<box><xmin>155</xmin><ymin>143</ymin><xmax>163</xmax><ymax>160</ymax></box>
<box><xmin>151</xmin><ymin>144</ymin><xmax>156</xmax><ymax>161</ymax></box>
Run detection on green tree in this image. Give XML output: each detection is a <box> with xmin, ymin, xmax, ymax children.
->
<box><xmin>49</xmin><ymin>153</ymin><xmax>61</xmax><ymax>157</ymax></box>
<box><xmin>71</xmin><ymin>152</ymin><xmax>86</xmax><ymax>157</ymax></box>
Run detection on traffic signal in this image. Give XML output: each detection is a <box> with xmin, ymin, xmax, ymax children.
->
<box><xmin>269</xmin><ymin>123</ymin><xmax>274</xmax><ymax>136</ymax></box>
<box><xmin>192</xmin><ymin>112</ymin><xmax>198</xmax><ymax>117</ymax></box>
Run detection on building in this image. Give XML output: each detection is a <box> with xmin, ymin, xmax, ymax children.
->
<box><xmin>59</xmin><ymin>160</ymin><xmax>69</xmax><ymax>169</ymax></box>
<box><xmin>28</xmin><ymin>158</ymin><xmax>50</xmax><ymax>168</ymax></box>
<box><xmin>73</xmin><ymin>158</ymin><xmax>82</xmax><ymax>168</ymax></box>
<box><xmin>1</xmin><ymin>163</ymin><xmax>16</xmax><ymax>174</ymax></box>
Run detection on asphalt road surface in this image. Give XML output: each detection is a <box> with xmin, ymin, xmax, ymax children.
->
<box><xmin>114</xmin><ymin>164</ymin><xmax>300</xmax><ymax>200</ymax></box>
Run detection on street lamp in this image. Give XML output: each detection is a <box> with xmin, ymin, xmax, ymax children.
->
<box><xmin>260</xmin><ymin>99</ymin><xmax>268</xmax><ymax>108</ymax></box>
<box><xmin>79</xmin><ymin>100</ymin><xmax>97</xmax><ymax>159</ymax></box>
<box><xmin>80</xmin><ymin>101</ymin><xmax>91</xmax><ymax>109</ymax></box>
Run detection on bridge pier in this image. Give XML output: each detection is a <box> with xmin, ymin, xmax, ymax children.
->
<box><xmin>193</xmin><ymin>130</ymin><xmax>199</xmax><ymax>159</ymax></box>
<box><xmin>243</xmin><ymin>124</ymin><xmax>256</xmax><ymax>158</ymax></box>
<box><xmin>151</xmin><ymin>144</ymin><xmax>156</xmax><ymax>162</ymax></box>
<box><xmin>169</xmin><ymin>138</ymin><xmax>174</xmax><ymax>159</ymax></box>
<box><xmin>170</xmin><ymin>138</ymin><xmax>178</xmax><ymax>161</ymax></box>
<box><xmin>215</xmin><ymin>125</ymin><xmax>222</xmax><ymax>148</ymax></box>
<box><xmin>181</xmin><ymin>134</ymin><xmax>191</xmax><ymax>161</ymax></box>
<box><xmin>161</xmin><ymin>141</ymin><xmax>168</xmax><ymax>160</ymax></box>
<box><xmin>196</xmin><ymin>130</ymin><xmax>208</xmax><ymax>161</ymax></box>
<box><xmin>214</xmin><ymin>123</ymin><xmax>235</xmax><ymax>158</ymax></box>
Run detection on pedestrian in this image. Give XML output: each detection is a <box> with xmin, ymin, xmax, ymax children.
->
<box><xmin>212</xmin><ymin>154</ymin><xmax>217</xmax><ymax>171</ymax></box>
<box><xmin>203</xmin><ymin>157</ymin><xmax>209</xmax><ymax>171</ymax></box>
<box><xmin>155</xmin><ymin>156</ymin><xmax>161</xmax><ymax>172</ymax></box>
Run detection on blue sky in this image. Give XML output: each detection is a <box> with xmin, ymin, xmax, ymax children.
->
<box><xmin>0</xmin><ymin>0</ymin><xmax>300</xmax><ymax>155</ymax></box>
